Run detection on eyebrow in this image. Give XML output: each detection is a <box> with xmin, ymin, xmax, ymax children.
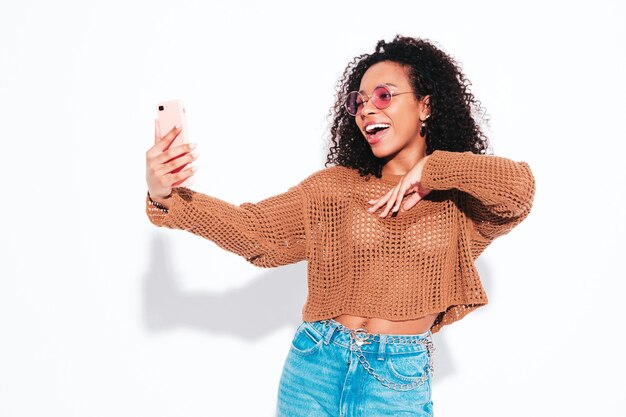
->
<box><xmin>358</xmin><ymin>83</ymin><xmax>399</xmax><ymax>94</ymax></box>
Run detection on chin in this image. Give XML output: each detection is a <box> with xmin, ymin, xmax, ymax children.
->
<box><xmin>373</xmin><ymin>151</ymin><xmax>389</xmax><ymax>159</ymax></box>
<box><xmin>371</xmin><ymin>145</ymin><xmax>397</xmax><ymax>160</ymax></box>
<box><xmin>370</xmin><ymin>148</ymin><xmax>387</xmax><ymax>159</ymax></box>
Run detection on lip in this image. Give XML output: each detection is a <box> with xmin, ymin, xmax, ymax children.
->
<box><xmin>366</xmin><ymin>133</ymin><xmax>385</xmax><ymax>145</ymax></box>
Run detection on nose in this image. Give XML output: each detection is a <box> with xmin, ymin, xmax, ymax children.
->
<box><xmin>360</xmin><ymin>96</ymin><xmax>378</xmax><ymax>118</ymax></box>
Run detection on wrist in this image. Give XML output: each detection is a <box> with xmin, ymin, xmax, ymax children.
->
<box><xmin>147</xmin><ymin>191</ymin><xmax>171</xmax><ymax>211</ymax></box>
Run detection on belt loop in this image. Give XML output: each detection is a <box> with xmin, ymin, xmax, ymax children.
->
<box><xmin>323</xmin><ymin>320</ymin><xmax>337</xmax><ymax>345</ymax></box>
<box><xmin>377</xmin><ymin>334</ymin><xmax>387</xmax><ymax>361</ymax></box>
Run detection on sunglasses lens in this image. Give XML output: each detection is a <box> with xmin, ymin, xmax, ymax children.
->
<box><xmin>346</xmin><ymin>91</ymin><xmax>363</xmax><ymax>116</ymax></box>
<box><xmin>372</xmin><ymin>86</ymin><xmax>392</xmax><ymax>109</ymax></box>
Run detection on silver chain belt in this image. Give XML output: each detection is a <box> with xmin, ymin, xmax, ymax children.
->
<box><xmin>319</xmin><ymin>320</ymin><xmax>435</xmax><ymax>392</ymax></box>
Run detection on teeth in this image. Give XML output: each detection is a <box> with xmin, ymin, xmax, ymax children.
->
<box><xmin>365</xmin><ymin>123</ymin><xmax>390</xmax><ymax>133</ymax></box>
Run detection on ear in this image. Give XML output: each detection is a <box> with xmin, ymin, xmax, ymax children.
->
<box><xmin>420</xmin><ymin>95</ymin><xmax>431</xmax><ymax>120</ymax></box>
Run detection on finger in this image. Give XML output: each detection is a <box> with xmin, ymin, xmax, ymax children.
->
<box><xmin>156</xmin><ymin>151</ymin><xmax>199</xmax><ymax>177</ymax></box>
<box><xmin>391</xmin><ymin>185</ymin><xmax>411</xmax><ymax>214</ymax></box>
<box><xmin>368</xmin><ymin>188</ymin><xmax>394</xmax><ymax>212</ymax></box>
<box><xmin>387</xmin><ymin>186</ymin><xmax>403</xmax><ymax>216</ymax></box>
<box><xmin>417</xmin><ymin>185</ymin><xmax>432</xmax><ymax>199</ymax></box>
<box><xmin>402</xmin><ymin>192</ymin><xmax>423</xmax><ymax>211</ymax></box>
<box><xmin>170</xmin><ymin>165</ymin><xmax>197</xmax><ymax>188</ymax></box>
<box><xmin>367</xmin><ymin>195</ymin><xmax>386</xmax><ymax>212</ymax></box>
<box><xmin>147</xmin><ymin>119</ymin><xmax>166</xmax><ymax>160</ymax></box>
<box><xmin>380</xmin><ymin>185</ymin><xmax>402</xmax><ymax>217</ymax></box>
<box><xmin>154</xmin><ymin>119</ymin><xmax>161</xmax><ymax>144</ymax></box>
<box><xmin>378</xmin><ymin>188</ymin><xmax>396</xmax><ymax>217</ymax></box>
<box><xmin>153</xmin><ymin>142</ymin><xmax>197</xmax><ymax>165</ymax></box>
<box><xmin>147</xmin><ymin>138</ymin><xmax>195</xmax><ymax>164</ymax></box>
<box><xmin>156</xmin><ymin>124</ymin><xmax>182</xmax><ymax>152</ymax></box>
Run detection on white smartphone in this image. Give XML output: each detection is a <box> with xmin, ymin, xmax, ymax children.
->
<box><xmin>157</xmin><ymin>99</ymin><xmax>194</xmax><ymax>188</ymax></box>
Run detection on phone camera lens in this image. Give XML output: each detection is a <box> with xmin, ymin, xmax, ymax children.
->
<box><xmin>158</xmin><ymin>105</ymin><xmax>164</xmax><ymax>111</ymax></box>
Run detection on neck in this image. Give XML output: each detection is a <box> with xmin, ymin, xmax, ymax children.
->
<box><xmin>381</xmin><ymin>139</ymin><xmax>427</xmax><ymax>177</ymax></box>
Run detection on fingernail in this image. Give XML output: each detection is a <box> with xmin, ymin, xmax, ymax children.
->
<box><xmin>175</xmin><ymin>124</ymin><xmax>182</xmax><ymax>129</ymax></box>
<box><xmin>190</xmin><ymin>152</ymin><xmax>199</xmax><ymax>158</ymax></box>
<box><xmin>189</xmin><ymin>143</ymin><xmax>197</xmax><ymax>150</ymax></box>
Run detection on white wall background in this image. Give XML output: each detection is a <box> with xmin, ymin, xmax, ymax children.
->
<box><xmin>1</xmin><ymin>1</ymin><xmax>624</xmax><ymax>416</ymax></box>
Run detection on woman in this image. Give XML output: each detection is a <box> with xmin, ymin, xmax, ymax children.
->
<box><xmin>145</xmin><ymin>36</ymin><xmax>535</xmax><ymax>416</ymax></box>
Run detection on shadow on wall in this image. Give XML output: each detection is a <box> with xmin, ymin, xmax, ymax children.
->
<box><xmin>431</xmin><ymin>256</ymin><xmax>494</xmax><ymax>384</ymax></box>
<box><xmin>141</xmin><ymin>234</ymin><xmax>496</xmax><ymax>384</ymax></box>
<box><xmin>142</xmin><ymin>235</ymin><xmax>307</xmax><ymax>339</ymax></box>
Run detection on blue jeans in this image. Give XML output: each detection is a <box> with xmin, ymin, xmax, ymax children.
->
<box><xmin>276</xmin><ymin>319</ymin><xmax>434</xmax><ymax>417</ymax></box>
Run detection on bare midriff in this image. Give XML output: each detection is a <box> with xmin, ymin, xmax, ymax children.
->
<box><xmin>332</xmin><ymin>313</ymin><xmax>439</xmax><ymax>335</ymax></box>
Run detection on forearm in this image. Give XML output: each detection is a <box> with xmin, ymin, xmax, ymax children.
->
<box><xmin>145</xmin><ymin>186</ymin><xmax>307</xmax><ymax>267</ymax></box>
<box><xmin>421</xmin><ymin>150</ymin><xmax>535</xmax><ymax>219</ymax></box>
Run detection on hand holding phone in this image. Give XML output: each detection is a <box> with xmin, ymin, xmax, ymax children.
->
<box><xmin>156</xmin><ymin>99</ymin><xmax>194</xmax><ymax>188</ymax></box>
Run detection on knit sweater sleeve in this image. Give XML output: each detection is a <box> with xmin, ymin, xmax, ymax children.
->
<box><xmin>421</xmin><ymin>150</ymin><xmax>535</xmax><ymax>245</ymax></box>
<box><xmin>145</xmin><ymin>184</ymin><xmax>307</xmax><ymax>268</ymax></box>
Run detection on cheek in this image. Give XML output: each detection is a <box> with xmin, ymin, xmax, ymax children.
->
<box><xmin>354</xmin><ymin>119</ymin><xmax>364</xmax><ymax>133</ymax></box>
<box><xmin>391</xmin><ymin>109</ymin><xmax>419</xmax><ymax>135</ymax></box>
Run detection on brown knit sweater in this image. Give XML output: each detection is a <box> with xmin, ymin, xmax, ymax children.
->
<box><xmin>146</xmin><ymin>150</ymin><xmax>535</xmax><ymax>332</ymax></box>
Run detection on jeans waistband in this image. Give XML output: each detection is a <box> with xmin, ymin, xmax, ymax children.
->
<box><xmin>305</xmin><ymin>318</ymin><xmax>433</xmax><ymax>355</ymax></box>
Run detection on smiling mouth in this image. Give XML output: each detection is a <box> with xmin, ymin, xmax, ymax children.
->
<box><xmin>365</xmin><ymin>123</ymin><xmax>390</xmax><ymax>134</ymax></box>
<box><xmin>365</xmin><ymin>123</ymin><xmax>390</xmax><ymax>143</ymax></box>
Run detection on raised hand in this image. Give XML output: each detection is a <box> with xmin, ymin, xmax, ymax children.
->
<box><xmin>145</xmin><ymin>119</ymin><xmax>198</xmax><ymax>205</ymax></box>
<box><xmin>367</xmin><ymin>156</ymin><xmax>431</xmax><ymax>218</ymax></box>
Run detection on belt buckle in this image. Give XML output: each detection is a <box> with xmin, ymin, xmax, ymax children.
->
<box><xmin>352</xmin><ymin>327</ymin><xmax>371</xmax><ymax>346</ymax></box>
